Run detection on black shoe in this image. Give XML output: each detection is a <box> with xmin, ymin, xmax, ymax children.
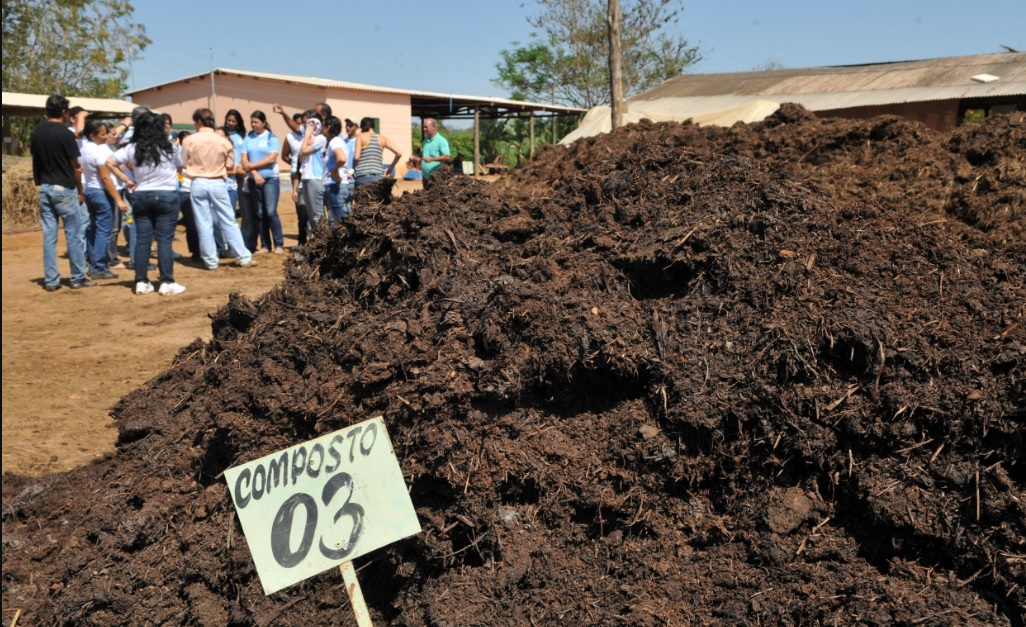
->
<box><xmin>93</xmin><ymin>269</ymin><xmax>119</xmax><ymax>280</ymax></box>
<box><xmin>44</xmin><ymin>283</ymin><xmax>61</xmax><ymax>292</ymax></box>
<box><xmin>69</xmin><ymin>279</ymin><xmax>97</xmax><ymax>289</ymax></box>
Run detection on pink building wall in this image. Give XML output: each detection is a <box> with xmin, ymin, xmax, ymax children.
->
<box><xmin>130</xmin><ymin>74</ymin><xmax>415</xmax><ymax>176</ymax></box>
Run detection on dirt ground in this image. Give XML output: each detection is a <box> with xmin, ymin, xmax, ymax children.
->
<box><xmin>1</xmin><ymin>182</ymin><xmax>423</xmax><ymax>476</ymax></box>
<box><xmin>2</xmin><ymin>110</ymin><xmax>1024</xmax><ymax>626</ymax></box>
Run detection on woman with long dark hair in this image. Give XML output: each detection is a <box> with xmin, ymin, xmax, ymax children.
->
<box><xmin>241</xmin><ymin>110</ymin><xmax>283</xmax><ymax>253</ymax></box>
<box><xmin>223</xmin><ymin>109</ymin><xmax>246</xmax><ymax>212</ymax></box>
<box><xmin>221</xmin><ymin>109</ymin><xmax>247</xmax><ymax>257</ymax></box>
<box><xmin>106</xmin><ymin>111</ymin><xmax>186</xmax><ymax>295</ymax></box>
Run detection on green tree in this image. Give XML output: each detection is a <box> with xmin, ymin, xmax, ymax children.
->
<box><xmin>3</xmin><ymin>0</ymin><xmax>149</xmax><ymax>97</ymax></box>
<box><xmin>494</xmin><ymin>0</ymin><xmax>701</xmax><ymax>109</ymax></box>
<box><xmin>495</xmin><ymin>39</ymin><xmax>558</xmax><ymax>103</ymax></box>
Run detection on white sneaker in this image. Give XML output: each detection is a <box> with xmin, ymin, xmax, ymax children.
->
<box><xmin>158</xmin><ymin>282</ymin><xmax>186</xmax><ymax>296</ymax></box>
<box><xmin>238</xmin><ymin>259</ymin><xmax>257</xmax><ymax>268</ymax></box>
<box><xmin>135</xmin><ymin>281</ymin><xmax>155</xmax><ymax>295</ymax></box>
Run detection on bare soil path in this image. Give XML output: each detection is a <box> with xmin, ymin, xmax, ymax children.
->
<box><xmin>2</xmin><ymin>184</ymin><xmax>422</xmax><ymax>475</ymax></box>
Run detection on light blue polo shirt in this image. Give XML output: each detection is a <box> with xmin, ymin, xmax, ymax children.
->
<box><xmin>243</xmin><ymin>130</ymin><xmax>280</xmax><ymax>179</ymax></box>
<box><xmin>230</xmin><ymin>132</ymin><xmax>245</xmax><ymax>166</ymax></box>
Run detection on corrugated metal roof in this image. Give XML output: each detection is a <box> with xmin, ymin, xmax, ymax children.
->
<box><xmin>634</xmin><ymin>52</ymin><xmax>1026</xmax><ymax>109</ymax></box>
<box><xmin>2</xmin><ymin>92</ymin><xmax>140</xmax><ymax>116</ymax></box>
<box><xmin>127</xmin><ymin>68</ymin><xmax>585</xmax><ymax>115</ymax></box>
<box><xmin>636</xmin><ymin>81</ymin><xmax>1025</xmax><ymax>118</ymax></box>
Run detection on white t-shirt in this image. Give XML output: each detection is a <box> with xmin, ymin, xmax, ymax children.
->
<box><xmin>299</xmin><ymin>134</ymin><xmax>327</xmax><ymax>181</ymax></box>
<box><xmin>324</xmin><ymin>136</ymin><xmax>351</xmax><ymax>184</ymax></box>
<box><xmin>80</xmin><ymin>141</ymin><xmax>117</xmax><ymax>190</ymax></box>
<box><xmin>286</xmin><ymin>130</ymin><xmax>303</xmax><ymax>171</ymax></box>
<box><xmin>113</xmin><ymin>144</ymin><xmax>182</xmax><ymax>191</ymax></box>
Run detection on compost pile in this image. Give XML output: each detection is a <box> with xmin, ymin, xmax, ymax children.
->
<box><xmin>3</xmin><ymin>106</ymin><xmax>1024</xmax><ymax>626</ymax></box>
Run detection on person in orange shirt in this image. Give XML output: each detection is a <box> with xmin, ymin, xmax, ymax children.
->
<box><xmin>181</xmin><ymin>108</ymin><xmax>254</xmax><ymax>270</ymax></box>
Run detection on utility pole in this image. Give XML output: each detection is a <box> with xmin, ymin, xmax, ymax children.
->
<box><xmin>209</xmin><ymin>48</ymin><xmax>217</xmax><ymax>121</ymax></box>
<box><xmin>551</xmin><ymin>83</ymin><xmax>557</xmax><ymax>144</ymax></box>
<box><xmin>608</xmin><ymin>0</ymin><xmax>624</xmax><ymax>130</ymax></box>
<box><xmin>608</xmin><ymin>0</ymin><xmax>625</xmax><ymax>130</ymax></box>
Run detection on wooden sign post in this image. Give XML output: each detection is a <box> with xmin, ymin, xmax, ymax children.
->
<box><xmin>225</xmin><ymin>415</ymin><xmax>421</xmax><ymax>623</ymax></box>
<box><xmin>339</xmin><ymin>561</ymin><xmax>373</xmax><ymax>626</ymax></box>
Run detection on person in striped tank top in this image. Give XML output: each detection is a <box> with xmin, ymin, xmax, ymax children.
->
<box><xmin>353</xmin><ymin>117</ymin><xmax>402</xmax><ymax>187</ymax></box>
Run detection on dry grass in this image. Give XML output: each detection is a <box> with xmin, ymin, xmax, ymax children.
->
<box><xmin>2</xmin><ymin>155</ymin><xmax>39</xmax><ymax>231</ymax></box>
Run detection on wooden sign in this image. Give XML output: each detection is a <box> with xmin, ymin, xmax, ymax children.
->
<box><xmin>225</xmin><ymin>416</ymin><xmax>421</xmax><ymax>595</ymax></box>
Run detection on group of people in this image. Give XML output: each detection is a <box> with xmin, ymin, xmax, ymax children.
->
<box><xmin>30</xmin><ymin>94</ymin><xmax>452</xmax><ymax>295</ymax></box>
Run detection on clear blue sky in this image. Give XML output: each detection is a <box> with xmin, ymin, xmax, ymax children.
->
<box><xmin>128</xmin><ymin>0</ymin><xmax>1026</xmax><ymax>100</ymax></box>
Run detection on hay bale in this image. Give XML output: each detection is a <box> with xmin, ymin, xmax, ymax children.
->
<box><xmin>2</xmin><ymin>155</ymin><xmax>41</xmax><ymax>231</ymax></box>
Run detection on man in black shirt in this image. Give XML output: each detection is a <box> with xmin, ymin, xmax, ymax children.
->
<box><xmin>30</xmin><ymin>94</ymin><xmax>94</xmax><ymax>290</ymax></box>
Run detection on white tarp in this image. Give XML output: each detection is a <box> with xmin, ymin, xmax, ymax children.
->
<box><xmin>560</xmin><ymin>99</ymin><xmax>780</xmax><ymax>145</ymax></box>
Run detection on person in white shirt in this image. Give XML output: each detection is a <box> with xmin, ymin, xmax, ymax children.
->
<box><xmin>102</xmin><ymin>122</ymin><xmax>130</xmax><ymax>269</ymax></box>
<box><xmin>80</xmin><ymin>119</ymin><xmax>128</xmax><ymax>279</ymax></box>
<box><xmin>106</xmin><ymin>111</ymin><xmax>187</xmax><ymax>295</ymax></box>
<box><xmin>275</xmin><ymin>107</ymin><xmax>309</xmax><ymax>246</ymax></box>
<box><xmin>323</xmin><ymin>116</ymin><xmax>353</xmax><ymax>223</ymax></box>
<box><xmin>297</xmin><ymin>111</ymin><xmax>328</xmax><ymax>229</ymax></box>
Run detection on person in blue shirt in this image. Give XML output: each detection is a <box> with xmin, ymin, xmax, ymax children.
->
<box><xmin>403</xmin><ymin>156</ymin><xmax>423</xmax><ymax>180</ymax></box>
<box><xmin>240</xmin><ymin>111</ymin><xmax>284</xmax><ymax>254</ymax></box>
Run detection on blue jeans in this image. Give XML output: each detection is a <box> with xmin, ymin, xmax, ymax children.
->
<box><xmin>220</xmin><ymin>188</ymin><xmax>236</xmax><ymax>252</ymax></box>
<box><xmin>131</xmin><ymin>190</ymin><xmax>179</xmax><ymax>284</ymax></box>
<box><xmin>84</xmin><ymin>187</ymin><xmax>116</xmax><ymax>273</ymax></box>
<box><xmin>326</xmin><ymin>181</ymin><xmax>354</xmax><ymax>224</ymax></box>
<box><xmin>190</xmin><ymin>177</ymin><xmax>252</xmax><ymax>269</ymax></box>
<box><xmin>354</xmin><ymin>172</ymin><xmax>382</xmax><ymax>187</ymax></box>
<box><xmin>39</xmin><ymin>184</ymin><xmax>88</xmax><ymax>286</ymax></box>
<box><xmin>248</xmin><ymin>175</ymin><xmax>283</xmax><ymax>249</ymax></box>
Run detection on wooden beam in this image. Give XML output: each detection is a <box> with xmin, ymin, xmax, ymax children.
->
<box><xmin>529</xmin><ymin>113</ymin><xmax>535</xmax><ymax>161</ymax></box>
<box><xmin>473</xmin><ymin>108</ymin><xmax>481</xmax><ymax>176</ymax></box>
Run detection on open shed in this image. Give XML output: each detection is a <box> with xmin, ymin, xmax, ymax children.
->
<box><xmin>2</xmin><ymin>92</ymin><xmax>142</xmax><ymax>154</ymax></box>
<box><xmin>126</xmin><ymin>68</ymin><xmax>585</xmax><ymax>176</ymax></box>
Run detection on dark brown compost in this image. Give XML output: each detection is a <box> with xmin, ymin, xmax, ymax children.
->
<box><xmin>3</xmin><ymin>105</ymin><xmax>1024</xmax><ymax>626</ymax></box>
